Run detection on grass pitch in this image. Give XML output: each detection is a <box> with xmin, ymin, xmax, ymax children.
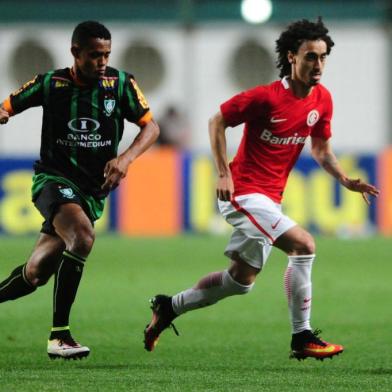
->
<box><xmin>0</xmin><ymin>234</ymin><xmax>391</xmax><ymax>391</ymax></box>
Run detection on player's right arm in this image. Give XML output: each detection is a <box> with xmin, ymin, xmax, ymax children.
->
<box><xmin>209</xmin><ymin>111</ymin><xmax>234</xmax><ymax>201</ymax></box>
<box><xmin>1</xmin><ymin>75</ymin><xmax>44</xmax><ymax>124</ymax></box>
<box><xmin>0</xmin><ymin>105</ymin><xmax>10</xmax><ymax>125</ymax></box>
<box><xmin>210</xmin><ymin>86</ymin><xmax>265</xmax><ymax>201</ymax></box>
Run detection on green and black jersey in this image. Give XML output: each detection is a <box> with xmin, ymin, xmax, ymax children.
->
<box><xmin>3</xmin><ymin>66</ymin><xmax>152</xmax><ymax>199</ymax></box>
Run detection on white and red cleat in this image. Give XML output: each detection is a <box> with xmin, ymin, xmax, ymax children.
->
<box><xmin>47</xmin><ymin>337</ymin><xmax>90</xmax><ymax>360</ymax></box>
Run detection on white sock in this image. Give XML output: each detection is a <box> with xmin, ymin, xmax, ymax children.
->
<box><xmin>284</xmin><ymin>254</ymin><xmax>315</xmax><ymax>334</ymax></box>
<box><xmin>172</xmin><ymin>269</ymin><xmax>254</xmax><ymax>315</ymax></box>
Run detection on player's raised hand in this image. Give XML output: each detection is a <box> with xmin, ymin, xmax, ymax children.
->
<box><xmin>341</xmin><ymin>177</ymin><xmax>380</xmax><ymax>205</ymax></box>
<box><xmin>216</xmin><ymin>174</ymin><xmax>234</xmax><ymax>201</ymax></box>
<box><xmin>101</xmin><ymin>157</ymin><xmax>129</xmax><ymax>191</ymax></box>
<box><xmin>0</xmin><ymin>107</ymin><xmax>9</xmax><ymax>125</ymax></box>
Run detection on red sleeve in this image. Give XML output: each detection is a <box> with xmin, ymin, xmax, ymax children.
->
<box><xmin>311</xmin><ymin>88</ymin><xmax>333</xmax><ymax>140</ymax></box>
<box><xmin>220</xmin><ymin>86</ymin><xmax>269</xmax><ymax>127</ymax></box>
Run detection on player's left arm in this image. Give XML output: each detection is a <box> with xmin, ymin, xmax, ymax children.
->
<box><xmin>102</xmin><ymin>75</ymin><xmax>160</xmax><ymax>191</ymax></box>
<box><xmin>311</xmin><ymin>136</ymin><xmax>380</xmax><ymax>205</ymax></box>
<box><xmin>102</xmin><ymin>118</ymin><xmax>159</xmax><ymax>191</ymax></box>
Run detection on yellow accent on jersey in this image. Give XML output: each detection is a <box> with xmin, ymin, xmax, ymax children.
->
<box><xmin>130</xmin><ymin>78</ymin><xmax>149</xmax><ymax>109</ymax></box>
<box><xmin>54</xmin><ymin>80</ymin><xmax>69</xmax><ymax>88</ymax></box>
<box><xmin>102</xmin><ymin>79</ymin><xmax>115</xmax><ymax>88</ymax></box>
<box><xmin>11</xmin><ymin>76</ymin><xmax>38</xmax><ymax>97</ymax></box>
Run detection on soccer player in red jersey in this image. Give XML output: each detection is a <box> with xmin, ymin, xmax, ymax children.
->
<box><xmin>144</xmin><ymin>18</ymin><xmax>379</xmax><ymax>359</ymax></box>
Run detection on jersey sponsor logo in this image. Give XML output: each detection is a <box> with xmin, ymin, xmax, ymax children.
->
<box><xmin>60</xmin><ymin>117</ymin><xmax>111</xmax><ymax>148</ymax></box>
<box><xmin>104</xmin><ymin>99</ymin><xmax>116</xmax><ymax>116</ymax></box>
<box><xmin>260</xmin><ymin>129</ymin><xmax>307</xmax><ymax>145</ymax></box>
<box><xmin>59</xmin><ymin>187</ymin><xmax>75</xmax><ymax>199</ymax></box>
<box><xmin>67</xmin><ymin>133</ymin><xmax>102</xmax><ymax>141</ymax></box>
<box><xmin>57</xmin><ymin>138</ymin><xmax>112</xmax><ymax>148</ymax></box>
<box><xmin>67</xmin><ymin>117</ymin><xmax>100</xmax><ymax>133</ymax></box>
<box><xmin>307</xmin><ymin>110</ymin><xmax>319</xmax><ymax>126</ymax></box>
<box><xmin>270</xmin><ymin>117</ymin><xmax>287</xmax><ymax>123</ymax></box>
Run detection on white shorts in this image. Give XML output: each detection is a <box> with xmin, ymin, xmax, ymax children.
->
<box><xmin>218</xmin><ymin>193</ymin><xmax>297</xmax><ymax>269</ymax></box>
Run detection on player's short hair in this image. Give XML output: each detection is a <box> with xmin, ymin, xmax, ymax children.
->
<box><xmin>71</xmin><ymin>21</ymin><xmax>111</xmax><ymax>48</ymax></box>
<box><xmin>275</xmin><ymin>17</ymin><xmax>334</xmax><ymax>78</ymax></box>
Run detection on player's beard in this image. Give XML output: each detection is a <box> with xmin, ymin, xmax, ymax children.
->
<box><xmin>309</xmin><ymin>72</ymin><xmax>322</xmax><ymax>86</ymax></box>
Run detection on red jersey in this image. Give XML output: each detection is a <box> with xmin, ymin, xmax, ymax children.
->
<box><xmin>220</xmin><ymin>77</ymin><xmax>332</xmax><ymax>203</ymax></box>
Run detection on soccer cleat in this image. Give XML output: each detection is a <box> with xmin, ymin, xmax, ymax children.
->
<box><xmin>47</xmin><ymin>336</ymin><xmax>90</xmax><ymax>360</ymax></box>
<box><xmin>144</xmin><ymin>294</ymin><xmax>179</xmax><ymax>352</ymax></box>
<box><xmin>290</xmin><ymin>329</ymin><xmax>344</xmax><ymax>361</ymax></box>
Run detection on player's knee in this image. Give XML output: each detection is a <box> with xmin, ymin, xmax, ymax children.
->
<box><xmin>224</xmin><ymin>270</ymin><xmax>255</xmax><ymax>295</ymax></box>
<box><xmin>30</xmin><ymin>276</ymin><xmax>50</xmax><ymax>287</ymax></box>
<box><xmin>70</xmin><ymin>225</ymin><xmax>95</xmax><ymax>257</ymax></box>
<box><xmin>301</xmin><ymin>235</ymin><xmax>316</xmax><ymax>254</ymax></box>
<box><xmin>291</xmin><ymin>233</ymin><xmax>315</xmax><ymax>255</ymax></box>
<box><xmin>25</xmin><ymin>264</ymin><xmax>51</xmax><ymax>287</ymax></box>
<box><xmin>234</xmin><ymin>281</ymin><xmax>254</xmax><ymax>295</ymax></box>
<box><xmin>228</xmin><ymin>256</ymin><xmax>260</xmax><ymax>287</ymax></box>
<box><xmin>298</xmin><ymin>237</ymin><xmax>316</xmax><ymax>255</ymax></box>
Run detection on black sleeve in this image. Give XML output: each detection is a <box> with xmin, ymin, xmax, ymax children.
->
<box><xmin>8</xmin><ymin>74</ymin><xmax>44</xmax><ymax>114</ymax></box>
<box><xmin>121</xmin><ymin>74</ymin><xmax>151</xmax><ymax>125</ymax></box>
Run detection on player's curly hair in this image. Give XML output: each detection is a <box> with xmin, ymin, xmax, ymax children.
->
<box><xmin>275</xmin><ymin>17</ymin><xmax>334</xmax><ymax>78</ymax></box>
<box><xmin>72</xmin><ymin>21</ymin><xmax>111</xmax><ymax>48</ymax></box>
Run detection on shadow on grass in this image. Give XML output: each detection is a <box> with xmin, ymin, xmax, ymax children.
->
<box><xmin>0</xmin><ymin>362</ymin><xmax>333</xmax><ymax>373</ymax></box>
<box><xmin>66</xmin><ymin>362</ymin><xmax>343</xmax><ymax>373</ymax></box>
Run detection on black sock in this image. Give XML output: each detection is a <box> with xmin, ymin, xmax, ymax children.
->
<box><xmin>52</xmin><ymin>250</ymin><xmax>86</xmax><ymax>329</ymax></box>
<box><xmin>49</xmin><ymin>326</ymin><xmax>72</xmax><ymax>341</ymax></box>
<box><xmin>0</xmin><ymin>264</ymin><xmax>36</xmax><ymax>303</ymax></box>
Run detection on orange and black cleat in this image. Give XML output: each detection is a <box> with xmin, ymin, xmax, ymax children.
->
<box><xmin>144</xmin><ymin>295</ymin><xmax>179</xmax><ymax>352</ymax></box>
<box><xmin>290</xmin><ymin>329</ymin><xmax>344</xmax><ymax>361</ymax></box>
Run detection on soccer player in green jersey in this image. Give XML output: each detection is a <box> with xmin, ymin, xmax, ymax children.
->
<box><xmin>0</xmin><ymin>21</ymin><xmax>159</xmax><ymax>359</ymax></box>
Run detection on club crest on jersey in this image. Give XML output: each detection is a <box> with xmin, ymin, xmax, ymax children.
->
<box><xmin>59</xmin><ymin>187</ymin><xmax>75</xmax><ymax>199</ymax></box>
<box><xmin>104</xmin><ymin>99</ymin><xmax>116</xmax><ymax>116</ymax></box>
<box><xmin>307</xmin><ymin>110</ymin><xmax>320</xmax><ymax>126</ymax></box>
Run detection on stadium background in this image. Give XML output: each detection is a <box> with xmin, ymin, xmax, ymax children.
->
<box><xmin>0</xmin><ymin>0</ymin><xmax>391</xmax><ymax>237</ymax></box>
<box><xmin>2</xmin><ymin>2</ymin><xmax>392</xmax><ymax>391</ymax></box>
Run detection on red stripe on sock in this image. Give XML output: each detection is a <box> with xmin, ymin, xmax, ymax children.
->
<box><xmin>284</xmin><ymin>266</ymin><xmax>292</xmax><ymax>302</ymax></box>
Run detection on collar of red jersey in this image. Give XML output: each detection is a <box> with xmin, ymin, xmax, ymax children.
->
<box><xmin>281</xmin><ymin>76</ymin><xmax>290</xmax><ymax>89</ymax></box>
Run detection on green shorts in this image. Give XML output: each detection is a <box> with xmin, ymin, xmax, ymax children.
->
<box><xmin>32</xmin><ymin>173</ymin><xmax>105</xmax><ymax>236</ymax></box>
